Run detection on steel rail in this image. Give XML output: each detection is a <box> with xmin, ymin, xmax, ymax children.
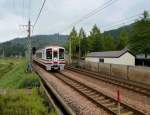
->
<box><xmin>53</xmin><ymin>72</ymin><xmax>145</xmax><ymax>115</ymax></box>
<box><xmin>66</xmin><ymin>66</ymin><xmax>150</xmax><ymax>97</ymax></box>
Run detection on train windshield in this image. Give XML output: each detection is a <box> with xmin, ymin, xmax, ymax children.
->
<box><xmin>46</xmin><ymin>49</ymin><xmax>52</xmax><ymax>59</ymax></box>
<box><xmin>54</xmin><ymin>51</ymin><xmax>58</xmax><ymax>58</ymax></box>
<box><xmin>59</xmin><ymin>49</ymin><xmax>64</xmax><ymax>59</ymax></box>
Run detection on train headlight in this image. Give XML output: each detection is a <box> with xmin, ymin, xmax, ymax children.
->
<box><xmin>54</xmin><ymin>47</ymin><xmax>57</xmax><ymax>51</ymax></box>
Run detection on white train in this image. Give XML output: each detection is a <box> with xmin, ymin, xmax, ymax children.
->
<box><xmin>34</xmin><ymin>46</ymin><xmax>65</xmax><ymax>70</ymax></box>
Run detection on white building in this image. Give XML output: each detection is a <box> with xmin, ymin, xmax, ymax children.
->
<box><xmin>85</xmin><ymin>50</ymin><xmax>135</xmax><ymax>66</ymax></box>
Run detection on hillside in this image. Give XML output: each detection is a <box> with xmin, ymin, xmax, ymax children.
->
<box><xmin>0</xmin><ymin>23</ymin><xmax>133</xmax><ymax>57</ymax></box>
<box><xmin>0</xmin><ymin>34</ymin><xmax>68</xmax><ymax>57</ymax></box>
<box><xmin>103</xmin><ymin>24</ymin><xmax>133</xmax><ymax>40</ymax></box>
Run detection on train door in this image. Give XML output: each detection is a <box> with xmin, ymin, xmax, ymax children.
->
<box><xmin>53</xmin><ymin>48</ymin><xmax>58</xmax><ymax>64</ymax></box>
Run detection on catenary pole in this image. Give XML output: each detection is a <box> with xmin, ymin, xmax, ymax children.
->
<box><xmin>27</xmin><ymin>20</ymin><xmax>32</xmax><ymax>72</ymax></box>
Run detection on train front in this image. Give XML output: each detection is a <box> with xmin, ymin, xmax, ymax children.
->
<box><xmin>46</xmin><ymin>46</ymin><xmax>65</xmax><ymax>70</ymax></box>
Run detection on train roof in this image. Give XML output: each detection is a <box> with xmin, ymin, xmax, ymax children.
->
<box><xmin>45</xmin><ymin>46</ymin><xmax>64</xmax><ymax>49</ymax></box>
<box><xmin>36</xmin><ymin>45</ymin><xmax>65</xmax><ymax>52</ymax></box>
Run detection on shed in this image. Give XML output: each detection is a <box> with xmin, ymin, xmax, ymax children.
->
<box><xmin>136</xmin><ymin>54</ymin><xmax>150</xmax><ymax>66</ymax></box>
<box><xmin>85</xmin><ymin>50</ymin><xmax>135</xmax><ymax>66</ymax></box>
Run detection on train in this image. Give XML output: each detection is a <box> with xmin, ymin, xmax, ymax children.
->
<box><xmin>34</xmin><ymin>46</ymin><xmax>65</xmax><ymax>71</ymax></box>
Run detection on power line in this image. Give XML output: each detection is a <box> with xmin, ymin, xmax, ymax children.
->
<box><xmin>101</xmin><ymin>13</ymin><xmax>141</xmax><ymax>28</ymax></box>
<box><xmin>22</xmin><ymin>0</ymin><xmax>25</xmax><ymax>21</ymax></box>
<box><xmin>28</xmin><ymin>0</ymin><xmax>31</xmax><ymax>19</ymax></box>
<box><xmin>101</xmin><ymin>13</ymin><xmax>142</xmax><ymax>30</ymax></box>
<box><xmin>102</xmin><ymin>11</ymin><xmax>150</xmax><ymax>31</ymax></box>
<box><xmin>103</xmin><ymin>18</ymin><xmax>138</xmax><ymax>31</ymax></box>
<box><xmin>59</xmin><ymin>0</ymin><xmax>118</xmax><ymax>33</ymax></box>
<box><xmin>32</xmin><ymin>0</ymin><xmax>47</xmax><ymax>33</ymax></box>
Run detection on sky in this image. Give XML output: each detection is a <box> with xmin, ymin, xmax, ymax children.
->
<box><xmin>0</xmin><ymin>0</ymin><xmax>150</xmax><ymax>42</ymax></box>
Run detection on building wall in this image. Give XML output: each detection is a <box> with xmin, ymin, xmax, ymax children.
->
<box><xmin>104</xmin><ymin>52</ymin><xmax>135</xmax><ymax>66</ymax></box>
<box><xmin>85</xmin><ymin>52</ymin><xmax>135</xmax><ymax>66</ymax></box>
<box><xmin>85</xmin><ymin>57</ymin><xmax>99</xmax><ymax>62</ymax></box>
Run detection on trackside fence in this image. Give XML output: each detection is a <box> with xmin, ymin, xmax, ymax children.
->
<box><xmin>72</xmin><ymin>60</ymin><xmax>150</xmax><ymax>86</ymax></box>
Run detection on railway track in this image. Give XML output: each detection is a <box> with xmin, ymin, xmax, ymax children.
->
<box><xmin>53</xmin><ymin>72</ymin><xmax>145</xmax><ymax>115</ymax></box>
<box><xmin>33</xmin><ymin>64</ymin><xmax>76</xmax><ymax>115</ymax></box>
<box><xmin>66</xmin><ymin>66</ymin><xmax>150</xmax><ymax>97</ymax></box>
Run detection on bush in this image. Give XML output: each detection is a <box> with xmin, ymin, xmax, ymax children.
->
<box><xmin>0</xmin><ymin>89</ymin><xmax>49</xmax><ymax>115</ymax></box>
<box><xmin>17</xmin><ymin>74</ymin><xmax>40</xmax><ymax>89</ymax></box>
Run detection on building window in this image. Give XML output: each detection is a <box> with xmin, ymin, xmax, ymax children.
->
<box><xmin>99</xmin><ymin>58</ymin><xmax>104</xmax><ymax>63</ymax></box>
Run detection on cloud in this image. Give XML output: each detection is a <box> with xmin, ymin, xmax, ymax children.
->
<box><xmin>0</xmin><ymin>0</ymin><xmax>150</xmax><ymax>42</ymax></box>
<box><xmin>0</xmin><ymin>12</ymin><xmax>27</xmax><ymax>42</ymax></box>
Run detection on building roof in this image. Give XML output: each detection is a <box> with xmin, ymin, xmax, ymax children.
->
<box><xmin>87</xmin><ymin>50</ymin><xmax>134</xmax><ymax>58</ymax></box>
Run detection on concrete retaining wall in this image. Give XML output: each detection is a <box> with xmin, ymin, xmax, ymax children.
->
<box><xmin>128</xmin><ymin>66</ymin><xmax>150</xmax><ymax>85</ymax></box>
<box><xmin>99</xmin><ymin>63</ymin><xmax>111</xmax><ymax>75</ymax></box>
<box><xmin>111</xmin><ymin>64</ymin><xmax>128</xmax><ymax>79</ymax></box>
<box><xmin>76</xmin><ymin>61</ymin><xmax>150</xmax><ymax>86</ymax></box>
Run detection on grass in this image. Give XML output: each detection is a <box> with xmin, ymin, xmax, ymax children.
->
<box><xmin>0</xmin><ymin>58</ymin><xmax>39</xmax><ymax>88</ymax></box>
<box><xmin>0</xmin><ymin>89</ymin><xmax>49</xmax><ymax>115</ymax></box>
<box><xmin>0</xmin><ymin>58</ymin><xmax>57</xmax><ymax>115</ymax></box>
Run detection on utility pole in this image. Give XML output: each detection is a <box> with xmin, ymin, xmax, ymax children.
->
<box><xmin>58</xmin><ymin>33</ymin><xmax>59</xmax><ymax>42</ymax></box>
<box><xmin>2</xmin><ymin>48</ymin><xmax>5</xmax><ymax>58</ymax></box>
<box><xmin>27</xmin><ymin>20</ymin><xmax>32</xmax><ymax>72</ymax></box>
<box><xmin>79</xmin><ymin>37</ymin><xmax>81</xmax><ymax>60</ymax></box>
<box><xmin>57</xmin><ymin>33</ymin><xmax>59</xmax><ymax>45</ymax></box>
<box><xmin>20</xmin><ymin>20</ymin><xmax>32</xmax><ymax>72</ymax></box>
<box><xmin>69</xmin><ymin>37</ymin><xmax>72</xmax><ymax>64</ymax></box>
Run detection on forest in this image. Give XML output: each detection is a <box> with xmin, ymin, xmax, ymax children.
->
<box><xmin>66</xmin><ymin>11</ymin><xmax>150</xmax><ymax>58</ymax></box>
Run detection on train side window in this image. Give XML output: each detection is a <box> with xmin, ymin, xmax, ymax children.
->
<box><xmin>46</xmin><ymin>49</ymin><xmax>52</xmax><ymax>59</ymax></box>
<box><xmin>59</xmin><ymin>49</ymin><xmax>64</xmax><ymax>59</ymax></box>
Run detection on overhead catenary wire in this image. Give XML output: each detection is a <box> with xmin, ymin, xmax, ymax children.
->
<box><xmin>22</xmin><ymin>0</ymin><xmax>25</xmax><ymax>19</ymax></box>
<box><xmin>59</xmin><ymin>0</ymin><xmax>118</xmax><ymax>33</ymax></box>
<box><xmin>103</xmin><ymin>18</ymin><xmax>138</xmax><ymax>31</ymax></box>
<box><xmin>28</xmin><ymin>0</ymin><xmax>31</xmax><ymax>20</ymax></box>
<box><xmin>102</xmin><ymin>11</ymin><xmax>150</xmax><ymax>31</ymax></box>
<box><xmin>101</xmin><ymin>13</ymin><xmax>142</xmax><ymax>31</ymax></box>
<box><xmin>101</xmin><ymin>13</ymin><xmax>142</xmax><ymax>28</ymax></box>
<box><xmin>32</xmin><ymin>0</ymin><xmax>47</xmax><ymax>33</ymax></box>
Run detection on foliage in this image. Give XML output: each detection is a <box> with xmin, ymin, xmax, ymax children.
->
<box><xmin>69</xmin><ymin>27</ymin><xmax>79</xmax><ymax>58</ymax></box>
<box><xmin>128</xmin><ymin>11</ymin><xmax>150</xmax><ymax>57</ymax></box>
<box><xmin>0</xmin><ymin>34</ymin><xmax>68</xmax><ymax>57</ymax></box>
<box><xmin>79</xmin><ymin>28</ymin><xmax>88</xmax><ymax>57</ymax></box>
<box><xmin>117</xmin><ymin>29</ymin><xmax>128</xmax><ymax>50</ymax></box>
<box><xmin>103</xmin><ymin>35</ymin><xmax>116</xmax><ymax>51</ymax></box>
<box><xmin>0</xmin><ymin>89</ymin><xmax>49</xmax><ymax>115</ymax></box>
<box><xmin>0</xmin><ymin>59</ymin><xmax>57</xmax><ymax>115</ymax></box>
<box><xmin>0</xmin><ymin>42</ymin><xmax>26</xmax><ymax>57</ymax></box>
<box><xmin>0</xmin><ymin>59</ymin><xmax>39</xmax><ymax>88</ymax></box>
<box><xmin>89</xmin><ymin>24</ymin><xmax>103</xmax><ymax>52</ymax></box>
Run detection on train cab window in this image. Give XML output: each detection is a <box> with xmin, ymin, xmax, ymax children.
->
<box><xmin>46</xmin><ymin>49</ymin><xmax>52</xmax><ymax>59</ymax></box>
<box><xmin>54</xmin><ymin>51</ymin><xmax>58</xmax><ymax>58</ymax></box>
<box><xmin>59</xmin><ymin>49</ymin><xmax>64</xmax><ymax>59</ymax></box>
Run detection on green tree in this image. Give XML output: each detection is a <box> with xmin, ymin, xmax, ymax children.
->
<box><xmin>103</xmin><ymin>35</ymin><xmax>116</xmax><ymax>51</ymax></box>
<box><xmin>69</xmin><ymin>27</ymin><xmax>78</xmax><ymax>58</ymax></box>
<box><xmin>129</xmin><ymin>10</ymin><xmax>150</xmax><ymax>57</ymax></box>
<box><xmin>117</xmin><ymin>29</ymin><xmax>128</xmax><ymax>50</ymax></box>
<box><xmin>89</xmin><ymin>24</ymin><xmax>103</xmax><ymax>52</ymax></box>
<box><xmin>79</xmin><ymin>28</ymin><xmax>88</xmax><ymax>57</ymax></box>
